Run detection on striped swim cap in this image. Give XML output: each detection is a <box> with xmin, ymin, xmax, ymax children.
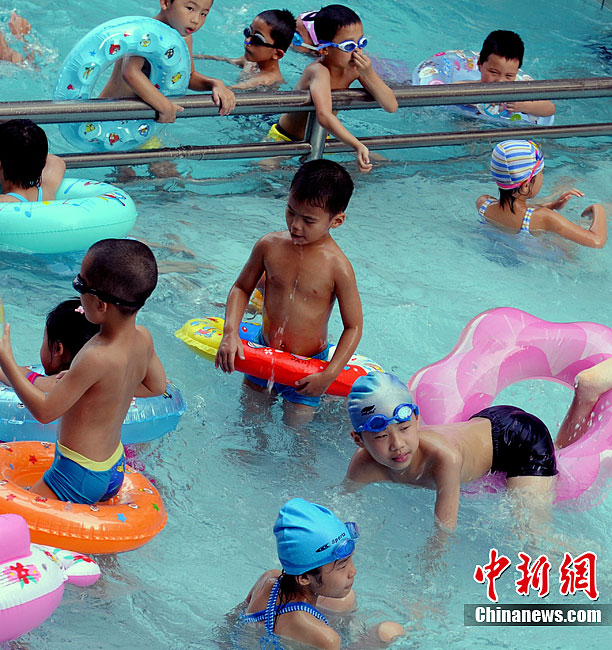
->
<box><xmin>490</xmin><ymin>140</ymin><xmax>544</xmax><ymax>189</ymax></box>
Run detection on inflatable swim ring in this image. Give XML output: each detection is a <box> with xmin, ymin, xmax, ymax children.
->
<box><xmin>0</xmin><ymin>369</ymin><xmax>186</xmax><ymax>444</ymax></box>
<box><xmin>407</xmin><ymin>307</ymin><xmax>612</xmax><ymax>507</ymax></box>
<box><xmin>0</xmin><ymin>178</ymin><xmax>137</xmax><ymax>254</ymax></box>
<box><xmin>175</xmin><ymin>317</ymin><xmax>384</xmax><ymax>397</ymax></box>
<box><xmin>53</xmin><ymin>16</ymin><xmax>190</xmax><ymax>152</ymax></box>
<box><xmin>0</xmin><ymin>441</ymin><xmax>167</xmax><ymax>553</ymax></box>
<box><xmin>0</xmin><ymin>513</ymin><xmax>100</xmax><ymax>642</ymax></box>
<box><xmin>413</xmin><ymin>50</ymin><xmax>555</xmax><ymax>126</ymax></box>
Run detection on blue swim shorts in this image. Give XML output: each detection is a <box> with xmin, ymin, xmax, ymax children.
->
<box><xmin>43</xmin><ymin>442</ymin><xmax>125</xmax><ymax>504</ymax></box>
<box><xmin>245</xmin><ymin>329</ymin><xmax>331</xmax><ymax>407</ymax></box>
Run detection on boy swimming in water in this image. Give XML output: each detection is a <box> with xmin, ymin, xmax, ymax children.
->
<box><xmin>215</xmin><ymin>159</ymin><xmax>362</xmax><ymax>425</ymax></box>
<box><xmin>99</xmin><ymin>0</ymin><xmax>235</xmax><ymax>120</ymax></box>
<box><xmin>346</xmin><ymin>372</ymin><xmax>561</xmax><ymax>531</ymax></box>
<box><xmin>0</xmin><ymin>239</ymin><xmax>166</xmax><ymax>504</ymax></box>
<box><xmin>195</xmin><ymin>10</ymin><xmax>296</xmax><ymax>90</ymax></box>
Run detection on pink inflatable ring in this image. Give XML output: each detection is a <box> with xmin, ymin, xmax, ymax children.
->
<box><xmin>407</xmin><ymin>307</ymin><xmax>612</xmax><ymax>506</ymax></box>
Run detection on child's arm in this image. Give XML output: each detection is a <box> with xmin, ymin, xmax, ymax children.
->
<box><xmin>121</xmin><ymin>55</ymin><xmax>184</xmax><ymax>123</ymax></box>
<box><xmin>193</xmin><ymin>53</ymin><xmax>245</xmax><ymax>67</ymax></box>
<box><xmin>0</xmin><ymin>365</ymin><xmax>58</xmax><ymax>392</ymax></box>
<box><xmin>537</xmin><ymin>188</ymin><xmax>584</xmax><ymax>210</ymax></box>
<box><xmin>294</xmin><ymin>262</ymin><xmax>363</xmax><ymax>396</ymax></box>
<box><xmin>231</xmin><ymin>72</ymin><xmax>282</xmax><ymax>90</ymax></box>
<box><xmin>132</xmin><ymin>327</ymin><xmax>167</xmax><ymax>398</ymax></box>
<box><xmin>505</xmin><ymin>100</ymin><xmax>556</xmax><ymax>117</ymax></box>
<box><xmin>539</xmin><ymin>204</ymin><xmax>607</xmax><ymax>248</ymax></box>
<box><xmin>0</xmin><ymin>31</ymin><xmax>24</xmax><ymax>64</ymax></box>
<box><xmin>41</xmin><ymin>154</ymin><xmax>66</xmax><ymax>201</ymax></box>
<box><xmin>353</xmin><ymin>51</ymin><xmax>398</xmax><ymax>113</ymax></box>
<box><xmin>309</xmin><ymin>67</ymin><xmax>373</xmax><ymax>172</ymax></box>
<box><xmin>215</xmin><ymin>239</ymin><xmax>266</xmax><ymax>372</ymax></box>
<box><xmin>432</xmin><ymin>445</ymin><xmax>463</xmax><ymax>531</ymax></box>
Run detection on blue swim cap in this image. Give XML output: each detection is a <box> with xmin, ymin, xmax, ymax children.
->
<box><xmin>274</xmin><ymin>498</ymin><xmax>358</xmax><ymax>575</ymax></box>
<box><xmin>348</xmin><ymin>372</ymin><xmax>415</xmax><ymax>432</ymax></box>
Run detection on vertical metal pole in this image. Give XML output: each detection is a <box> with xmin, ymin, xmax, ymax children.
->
<box><xmin>304</xmin><ymin>112</ymin><xmax>327</xmax><ymax>161</ymax></box>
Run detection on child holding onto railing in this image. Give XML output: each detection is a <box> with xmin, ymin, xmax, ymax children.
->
<box><xmin>267</xmin><ymin>4</ymin><xmax>397</xmax><ymax>172</ymax></box>
<box><xmin>477</xmin><ymin>140</ymin><xmax>607</xmax><ymax>247</ymax></box>
<box><xmin>194</xmin><ymin>10</ymin><xmax>296</xmax><ymax>90</ymax></box>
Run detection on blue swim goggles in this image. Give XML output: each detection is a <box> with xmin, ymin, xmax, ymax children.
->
<box><xmin>354</xmin><ymin>403</ymin><xmax>419</xmax><ymax>434</ymax></box>
<box><xmin>316</xmin><ymin>36</ymin><xmax>368</xmax><ymax>53</ymax></box>
<box><xmin>316</xmin><ymin>522</ymin><xmax>359</xmax><ymax>561</ymax></box>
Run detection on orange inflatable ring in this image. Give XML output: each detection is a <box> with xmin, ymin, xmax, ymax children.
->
<box><xmin>0</xmin><ymin>441</ymin><xmax>167</xmax><ymax>554</ymax></box>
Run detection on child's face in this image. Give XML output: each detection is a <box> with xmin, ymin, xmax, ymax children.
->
<box><xmin>321</xmin><ymin>22</ymin><xmax>365</xmax><ymax>69</ymax></box>
<box><xmin>243</xmin><ymin>17</ymin><xmax>280</xmax><ymax>63</ymax></box>
<box><xmin>159</xmin><ymin>0</ymin><xmax>212</xmax><ymax>37</ymax></box>
<box><xmin>312</xmin><ymin>555</ymin><xmax>357</xmax><ymax>599</ymax></box>
<box><xmin>353</xmin><ymin>418</ymin><xmax>420</xmax><ymax>471</ymax></box>
<box><xmin>478</xmin><ymin>54</ymin><xmax>520</xmax><ymax>83</ymax></box>
<box><xmin>285</xmin><ymin>194</ymin><xmax>344</xmax><ymax>246</ymax></box>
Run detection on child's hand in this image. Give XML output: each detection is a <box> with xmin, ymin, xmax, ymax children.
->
<box><xmin>352</xmin><ymin>50</ymin><xmax>373</xmax><ymax>76</ymax></box>
<box><xmin>211</xmin><ymin>82</ymin><xmax>236</xmax><ymax>116</ymax></box>
<box><xmin>0</xmin><ymin>324</ymin><xmax>14</xmax><ymax>365</ymax></box>
<box><xmin>156</xmin><ymin>101</ymin><xmax>184</xmax><ymax>123</ymax></box>
<box><xmin>355</xmin><ymin>143</ymin><xmax>373</xmax><ymax>173</ymax></box>
<box><xmin>9</xmin><ymin>12</ymin><xmax>31</xmax><ymax>40</ymax></box>
<box><xmin>215</xmin><ymin>332</ymin><xmax>245</xmax><ymax>373</ymax></box>
<box><xmin>295</xmin><ymin>370</ymin><xmax>332</xmax><ymax>396</ymax></box>
<box><xmin>552</xmin><ymin>189</ymin><xmax>584</xmax><ymax>210</ymax></box>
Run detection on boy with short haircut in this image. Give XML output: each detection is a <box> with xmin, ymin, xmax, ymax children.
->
<box><xmin>0</xmin><ymin>119</ymin><xmax>66</xmax><ymax>203</ymax></box>
<box><xmin>194</xmin><ymin>10</ymin><xmax>296</xmax><ymax>90</ymax></box>
<box><xmin>268</xmin><ymin>4</ymin><xmax>398</xmax><ymax>172</ymax></box>
<box><xmin>345</xmin><ymin>372</ymin><xmax>560</xmax><ymax>531</ymax></box>
<box><xmin>99</xmin><ymin>0</ymin><xmax>235</xmax><ymax>121</ymax></box>
<box><xmin>0</xmin><ymin>239</ymin><xmax>167</xmax><ymax>504</ymax></box>
<box><xmin>477</xmin><ymin>30</ymin><xmax>555</xmax><ymax>118</ymax></box>
<box><xmin>216</xmin><ymin>159</ymin><xmax>362</xmax><ymax>424</ymax></box>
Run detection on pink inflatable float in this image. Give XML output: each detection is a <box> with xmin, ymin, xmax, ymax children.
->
<box><xmin>408</xmin><ymin>307</ymin><xmax>612</xmax><ymax>506</ymax></box>
<box><xmin>0</xmin><ymin>513</ymin><xmax>100</xmax><ymax>642</ymax></box>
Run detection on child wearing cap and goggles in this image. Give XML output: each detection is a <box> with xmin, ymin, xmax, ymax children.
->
<box><xmin>267</xmin><ymin>4</ymin><xmax>397</xmax><ymax>173</ymax></box>
<box><xmin>477</xmin><ymin>139</ymin><xmax>606</xmax><ymax>248</ymax></box>
<box><xmin>346</xmin><ymin>372</ymin><xmax>567</xmax><ymax>533</ymax></box>
<box><xmin>240</xmin><ymin>498</ymin><xmax>404</xmax><ymax>648</ymax></box>
<box><xmin>193</xmin><ymin>10</ymin><xmax>296</xmax><ymax>90</ymax></box>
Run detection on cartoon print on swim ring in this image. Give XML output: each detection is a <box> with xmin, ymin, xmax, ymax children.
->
<box><xmin>407</xmin><ymin>307</ymin><xmax>612</xmax><ymax>508</ymax></box>
<box><xmin>53</xmin><ymin>16</ymin><xmax>190</xmax><ymax>152</ymax></box>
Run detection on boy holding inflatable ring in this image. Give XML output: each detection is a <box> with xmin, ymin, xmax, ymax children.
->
<box><xmin>99</xmin><ymin>0</ymin><xmax>235</xmax><ymax>121</ymax></box>
<box><xmin>0</xmin><ymin>239</ymin><xmax>167</xmax><ymax>505</ymax></box>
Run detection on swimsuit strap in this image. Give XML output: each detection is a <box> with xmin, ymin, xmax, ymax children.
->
<box><xmin>478</xmin><ymin>198</ymin><xmax>497</xmax><ymax>218</ymax></box>
<box><xmin>5</xmin><ymin>192</ymin><xmax>27</xmax><ymax>202</ymax></box>
<box><xmin>520</xmin><ymin>206</ymin><xmax>534</xmax><ymax>233</ymax></box>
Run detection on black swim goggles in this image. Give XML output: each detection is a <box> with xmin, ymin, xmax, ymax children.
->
<box><xmin>354</xmin><ymin>403</ymin><xmax>419</xmax><ymax>434</ymax></box>
<box><xmin>243</xmin><ymin>27</ymin><xmax>277</xmax><ymax>48</ymax></box>
<box><xmin>72</xmin><ymin>273</ymin><xmax>142</xmax><ymax>308</ymax></box>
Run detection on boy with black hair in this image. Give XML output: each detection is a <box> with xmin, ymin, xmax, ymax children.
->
<box><xmin>477</xmin><ymin>30</ymin><xmax>555</xmax><ymax>117</ymax></box>
<box><xmin>195</xmin><ymin>9</ymin><xmax>296</xmax><ymax>90</ymax></box>
<box><xmin>268</xmin><ymin>4</ymin><xmax>398</xmax><ymax>172</ymax></box>
<box><xmin>0</xmin><ymin>239</ymin><xmax>167</xmax><ymax>504</ymax></box>
<box><xmin>216</xmin><ymin>159</ymin><xmax>363</xmax><ymax>425</ymax></box>
<box><xmin>0</xmin><ymin>119</ymin><xmax>65</xmax><ymax>203</ymax></box>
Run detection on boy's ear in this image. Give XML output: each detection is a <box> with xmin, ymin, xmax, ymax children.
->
<box><xmin>329</xmin><ymin>211</ymin><xmax>345</xmax><ymax>229</ymax></box>
<box><xmin>274</xmin><ymin>49</ymin><xmax>285</xmax><ymax>61</ymax></box>
<box><xmin>350</xmin><ymin>430</ymin><xmax>365</xmax><ymax>448</ymax></box>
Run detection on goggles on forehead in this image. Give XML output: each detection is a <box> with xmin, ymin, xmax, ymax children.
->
<box><xmin>355</xmin><ymin>403</ymin><xmax>419</xmax><ymax>434</ymax></box>
<box><xmin>317</xmin><ymin>36</ymin><xmax>368</xmax><ymax>53</ymax></box>
<box><xmin>243</xmin><ymin>27</ymin><xmax>277</xmax><ymax>48</ymax></box>
<box><xmin>72</xmin><ymin>274</ymin><xmax>142</xmax><ymax>308</ymax></box>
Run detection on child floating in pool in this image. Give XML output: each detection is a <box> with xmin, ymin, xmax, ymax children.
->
<box><xmin>267</xmin><ymin>4</ymin><xmax>398</xmax><ymax>172</ymax></box>
<box><xmin>0</xmin><ymin>299</ymin><xmax>99</xmax><ymax>392</ymax></box>
<box><xmin>0</xmin><ymin>239</ymin><xmax>167</xmax><ymax>504</ymax></box>
<box><xmin>241</xmin><ymin>498</ymin><xmax>404</xmax><ymax>648</ymax></box>
<box><xmin>477</xmin><ymin>139</ymin><xmax>607</xmax><ymax>247</ymax></box>
<box><xmin>0</xmin><ymin>11</ymin><xmax>32</xmax><ymax>64</ymax></box>
<box><xmin>345</xmin><ymin>372</ymin><xmax>567</xmax><ymax>531</ymax></box>
<box><xmin>215</xmin><ymin>159</ymin><xmax>362</xmax><ymax>426</ymax></box>
<box><xmin>0</xmin><ymin>119</ymin><xmax>66</xmax><ymax>203</ymax></box>
<box><xmin>99</xmin><ymin>0</ymin><xmax>235</xmax><ymax>121</ymax></box>
<box><xmin>194</xmin><ymin>10</ymin><xmax>296</xmax><ymax>90</ymax></box>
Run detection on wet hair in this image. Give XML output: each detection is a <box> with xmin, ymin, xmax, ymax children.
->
<box><xmin>479</xmin><ymin>30</ymin><xmax>524</xmax><ymax>68</ymax></box>
<box><xmin>0</xmin><ymin>119</ymin><xmax>48</xmax><ymax>190</ymax></box>
<box><xmin>275</xmin><ymin>569</ymin><xmax>323</xmax><ymax>629</ymax></box>
<box><xmin>45</xmin><ymin>299</ymin><xmax>100</xmax><ymax>367</ymax></box>
<box><xmin>498</xmin><ymin>180</ymin><xmax>535</xmax><ymax>212</ymax></box>
<box><xmin>312</xmin><ymin>4</ymin><xmax>361</xmax><ymax>43</ymax></box>
<box><xmin>84</xmin><ymin>239</ymin><xmax>158</xmax><ymax>315</ymax></box>
<box><xmin>257</xmin><ymin>9</ymin><xmax>296</xmax><ymax>51</ymax></box>
<box><xmin>289</xmin><ymin>159</ymin><xmax>354</xmax><ymax>217</ymax></box>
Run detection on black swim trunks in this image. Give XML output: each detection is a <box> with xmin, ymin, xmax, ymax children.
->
<box><xmin>470</xmin><ymin>405</ymin><xmax>558</xmax><ymax>478</ymax></box>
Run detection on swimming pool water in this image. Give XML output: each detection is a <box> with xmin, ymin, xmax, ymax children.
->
<box><xmin>2</xmin><ymin>0</ymin><xmax>612</xmax><ymax>648</ymax></box>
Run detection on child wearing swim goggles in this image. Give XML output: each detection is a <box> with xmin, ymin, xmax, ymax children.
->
<box><xmin>268</xmin><ymin>4</ymin><xmax>397</xmax><ymax>173</ymax></box>
<box><xmin>476</xmin><ymin>139</ymin><xmax>606</xmax><ymax>247</ymax></box>
<box><xmin>240</xmin><ymin>498</ymin><xmax>404</xmax><ymax>648</ymax></box>
<box><xmin>193</xmin><ymin>10</ymin><xmax>296</xmax><ymax>90</ymax></box>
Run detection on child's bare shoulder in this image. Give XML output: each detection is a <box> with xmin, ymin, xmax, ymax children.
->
<box><xmin>279</xmin><ymin>611</ymin><xmax>340</xmax><ymax>650</ymax></box>
<box><xmin>346</xmin><ymin>447</ymin><xmax>389</xmax><ymax>482</ymax></box>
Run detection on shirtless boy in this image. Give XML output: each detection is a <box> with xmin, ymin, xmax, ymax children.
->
<box><xmin>215</xmin><ymin>159</ymin><xmax>362</xmax><ymax>424</ymax></box>
<box><xmin>268</xmin><ymin>4</ymin><xmax>398</xmax><ymax>172</ymax></box>
<box><xmin>99</xmin><ymin>0</ymin><xmax>235</xmax><ymax>121</ymax></box>
<box><xmin>0</xmin><ymin>239</ymin><xmax>166</xmax><ymax>504</ymax></box>
<box><xmin>346</xmin><ymin>372</ymin><xmax>560</xmax><ymax>530</ymax></box>
<box><xmin>194</xmin><ymin>10</ymin><xmax>296</xmax><ymax>90</ymax></box>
